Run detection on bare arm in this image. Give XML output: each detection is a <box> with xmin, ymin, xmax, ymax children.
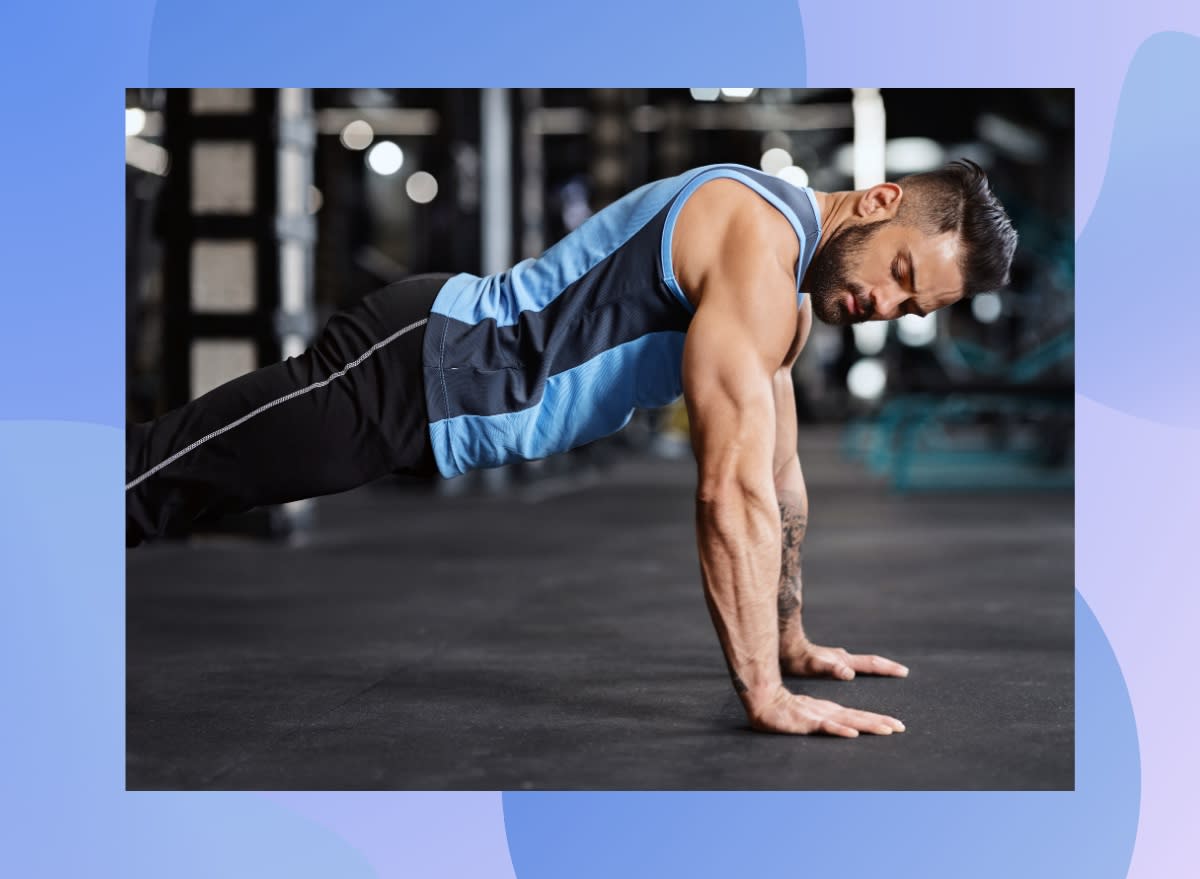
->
<box><xmin>773</xmin><ymin>368</ymin><xmax>910</xmax><ymax>682</ymax></box>
<box><xmin>681</xmin><ymin>216</ymin><xmax>903</xmax><ymax>736</ymax></box>
<box><xmin>771</xmin><ymin>370</ymin><xmax>810</xmax><ymax>658</ymax></box>
<box><xmin>683</xmin><ymin>278</ymin><xmax>789</xmax><ymax>704</ymax></box>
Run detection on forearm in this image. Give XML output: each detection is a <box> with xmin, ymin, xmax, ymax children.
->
<box><xmin>695</xmin><ymin>480</ymin><xmax>783</xmax><ymax>701</ymax></box>
<box><xmin>774</xmin><ymin>455</ymin><xmax>809</xmax><ymax>658</ymax></box>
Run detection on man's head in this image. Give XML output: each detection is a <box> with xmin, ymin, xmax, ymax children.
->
<box><xmin>804</xmin><ymin>160</ymin><xmax>1018</xmax><ymax>326</ymax></box>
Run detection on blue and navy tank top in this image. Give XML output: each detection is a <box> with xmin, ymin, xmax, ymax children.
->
<box><xmin>421</xmin><ymin>162</ymin><xmax>823</xmax><ymax>478</ymax></box>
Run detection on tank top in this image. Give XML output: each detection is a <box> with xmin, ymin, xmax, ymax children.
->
<box><xmin>422</xmin><ymin>162</ymin><xmax>822</xmax><ymax>478</ymax></box>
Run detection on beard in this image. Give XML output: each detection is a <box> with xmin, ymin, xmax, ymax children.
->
<box><xmin>803</xmin><ymin>219</ymin><xmax>887</xmax><ymax>326</ymax></box>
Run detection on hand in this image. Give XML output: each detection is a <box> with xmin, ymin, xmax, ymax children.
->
<box><xmin>744</xmin><ymin>685</ymin><xmax>905</xmax><ymax>737</ymax></box>
<box><xmin>782</xmin><ymin>641</ymin><xmax>909</xmax><ymax>681</ymax></box>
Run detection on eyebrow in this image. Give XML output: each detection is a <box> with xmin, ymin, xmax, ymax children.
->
<box><xmin>904</xmin><ymin>249</ymin><xmax>928</xmax><ymax>317</ymax></box>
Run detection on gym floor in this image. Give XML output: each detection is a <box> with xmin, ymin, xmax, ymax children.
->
<box><xmin>126</xmin><ymin>429</ymin><xmax>1074</xmax><ymax>791</ymax></box>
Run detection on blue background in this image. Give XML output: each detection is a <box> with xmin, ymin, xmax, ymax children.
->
<box><xmin>3</xmin><ymin>1</ymin><xmax>1197</xmax><ymax>875</ymax></box>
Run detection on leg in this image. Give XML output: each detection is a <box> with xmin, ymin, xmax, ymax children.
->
<box><xmin>126</xmin><ymin>273</ymin><xmax>452</xmax><ymax>547</ymax></box>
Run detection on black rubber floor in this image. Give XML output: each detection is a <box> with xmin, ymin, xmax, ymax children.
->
<box><xmin>126</xmin><ymin>430</ymin><xmax>1074</xmax><ymax>790</ymax></box>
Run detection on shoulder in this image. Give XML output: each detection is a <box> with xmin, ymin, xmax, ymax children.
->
<box><xmin>678</xmin><ymin>176</ymin><xmax>798</xmax><ymax>250</ymax></box>
<box><xmin>672</xmin><ymin>178</ymin><xmax>799</xmax><ymax>311</ymax></box>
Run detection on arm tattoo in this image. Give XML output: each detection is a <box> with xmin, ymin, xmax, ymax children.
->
<box><xmin>776</xmin><ymin>494</ymin><xmax>807</xmax><ymax>636</ymax></box>
<box><xmin>702</xmin><ymin>582</ymin><xmax>750</xmax><ymax>694</ymax></box>
<box><xmin>724</xmin><ymin>656</ymin><xmax>749</xmax><ymax>695</ymax></box>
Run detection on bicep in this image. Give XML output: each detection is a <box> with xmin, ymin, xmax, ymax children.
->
<box><xmin>774</xmin><ymin>297</ymin><xmax>811</xmax><ymax>490</ymax></box>
<box><xmin>772</xmin><ymin>371</ymin><xmax>807</xmax><ymax>513</ymax></box>
<box><xmin>682</xmin><ymin>306</ymin><xmax>777</xmax><ymax>490</ymax></box>
<box><xmin>772</xmin><ymin>368</ymin><xmax>798</xmax><ymax>482</ymax></box>
<box><xmin>679</xmin><ymin>197</ymin><xmax>800</xmax><ymax>490</ymax></box>
<box><xmin>682</xmin><ymin>287</ymin><xmax>796</xmax><ymax>493</ymax></box>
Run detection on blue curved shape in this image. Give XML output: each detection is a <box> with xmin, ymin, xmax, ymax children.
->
<box><xmin>148</xmin><ymin>1</ymin><xmax>807</xmax><ymax>83</ymax></box>
<box><xmin>0</xmin><ymin>422</ymin><xmax>377</xmax><ymax>879</ymax></box>
<box><xmin>1077</xmin><ymin>31</ymin><xmax>1200</xmax><ymax>426</ymax></box>
<box><xmin>503</xmin><ymin>592</ymin><xmax>1138</xmax><ymax>879</ymax></box>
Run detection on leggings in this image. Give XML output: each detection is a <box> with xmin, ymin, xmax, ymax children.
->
<box><xmin>125</xmin><ymin>273</ymin><xmax>451</xmax><ymax>547</ymax></box>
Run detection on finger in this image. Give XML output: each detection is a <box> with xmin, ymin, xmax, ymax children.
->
<box><xmin>837</xmin><ymin>707</ymin><xmax>906</xmax><ymax>734</ymax></box>
<box><xmin>847</xmin><ymin>654</ymin><xmax>910</xmax><ymax>678</ymax></box>
<box><xmin>819</xmin><ymin>718</ymin><xmax>859</xmax><ymax>738</ymax></box>
<box><xmin>812</xmin><ymin>655</ymin><xmax>856</xmax><ymax>680</ymax></box>
<box><xmin>843</xmin><ymin>712</ymin><xmax>893</xmax><ymax>735</ymax></box>
<box><xmin>807</xmin><ymin>696</ymin><xmax>906</xmax><ymax>733</ymax></box>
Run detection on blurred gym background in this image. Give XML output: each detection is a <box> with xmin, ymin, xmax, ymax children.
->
<box><xmin>126</xmin><ymin>87</ymin><xmax>1073</xmax><ymax>539</ymax></box>
<box><xmin>126</xmin><ymin>89</ymin><xmax>1074</xmax><ymax>789</ymax></box>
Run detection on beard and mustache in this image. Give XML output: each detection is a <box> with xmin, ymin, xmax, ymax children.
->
<box><xmin>803</xmin><ymin>219</ymin><xmax>888</xmax><ymax>326</ymax></box>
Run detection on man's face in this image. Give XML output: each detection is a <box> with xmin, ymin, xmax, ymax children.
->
<box><xmin>804</xmin><ymin>219</ymin><xmax>966</xmax><ymax>326</ymax></box>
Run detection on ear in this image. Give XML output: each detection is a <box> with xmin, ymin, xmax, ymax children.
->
<box><xmin>855</xmin><ymin>182</ymin><xmax>902</xmax><ymax>218</ymax></box>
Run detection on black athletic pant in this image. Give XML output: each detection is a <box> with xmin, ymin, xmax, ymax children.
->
<box><xmin>125</xmin><ymin>273</ymin><xmax>451</xmax><ymax>547</ymax></box>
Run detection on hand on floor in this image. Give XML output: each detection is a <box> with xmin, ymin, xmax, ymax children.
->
<box><xmin>744</xmin><ymin>685</ymin><xmax>905</xmax><ymax>737</ymax></box>
<box><xmin>782</xmin><ymin>642</ymin><xmax>909</xmax><ymax>681</ymax></box>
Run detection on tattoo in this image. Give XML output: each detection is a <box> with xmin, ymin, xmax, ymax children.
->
<box><xmin>777</xmin><ymin>586</ymin><xmax>801</xmax><ymax>632</ymax></box>
<box><xmin>776</xmin><ymin>494</ymin><xmax>807</xmax><ymax>635</ymax></box>
<box><xmin>701</xmin><ymin>586</ymin><xmax>750</xmax><ymax>695</ymax></box>
<box><xmin>723</xmin><ymin>655</ymin><xmax>749</xmax><ymax>694</ymax></box>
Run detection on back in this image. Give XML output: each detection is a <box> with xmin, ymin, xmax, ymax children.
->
<box><xmin>421</xmin><ymin>164</ymin><xmax>822</xmax><ymax>478</ymax></box>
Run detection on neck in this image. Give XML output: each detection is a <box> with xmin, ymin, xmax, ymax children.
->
<box><xmin>810</xmin><ymin>190</ymin><xmax>859</xmax><ymax>260</ymax></box>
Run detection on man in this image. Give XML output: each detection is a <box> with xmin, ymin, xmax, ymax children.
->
<box><xmin>127</xmin><ymin>160</ymin><xmax>1018</xmax><ymax>736</ymax></box>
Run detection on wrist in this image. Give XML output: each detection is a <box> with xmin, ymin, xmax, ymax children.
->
<box><xmin>738</xmin><ymin>679</ymin><xmax>786</xmax><ymax>709</ymax></box>
<box><xmin>739</xmin><ymin>681</ymin><xmax>790</xmax><ymax>727</ymax></box>
<box><xmin>726</xmin><ymin>651</ymin><xmax>782</xmax><ymax>699</ymax></box>
<box><xmin>779</xmin><ymin>632</ymin><xmax>812</xmax><ymax>661</ymax></box>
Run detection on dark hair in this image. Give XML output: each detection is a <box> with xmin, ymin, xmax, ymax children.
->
<box><xmin>895</xmin><ymin>159</ymin><xmax>1018</xmax><ymax>296</ymax></box>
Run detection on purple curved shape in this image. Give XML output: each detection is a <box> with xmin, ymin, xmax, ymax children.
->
<box><xmin>1076</xmin><ymin>395</ymin><xmax>1200</xmax><ymax>879</ymax></box>
<box><xmin>1076</xmin><ymin>31</ymin><xmax>1200</xmax><ymax>426</ymax></box>
<box><xmin>798</xmin><ymin>1</ymin><xmax>1200</xmax><ymax>234</ymax></box>
<box><xmin>501</xmin><ymin>589</ymin><xmax>1137</xmax><ymax>878</ymax></box>
<box><xmin>262</xmin><ymin>792</ymin><xmax>516</xmax><ymax>879</ymax></box>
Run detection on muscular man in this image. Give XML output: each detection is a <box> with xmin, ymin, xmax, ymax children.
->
<box><xmin>127</xmin><ymin>160</ymin><xmax>1017</xmax><ymax>736</ymax></box>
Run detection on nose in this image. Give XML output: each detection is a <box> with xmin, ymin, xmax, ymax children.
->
<box><xmin>871</xmin><ymin>287</ymin><xmax>907</xmax><ymax>321</ymax></box>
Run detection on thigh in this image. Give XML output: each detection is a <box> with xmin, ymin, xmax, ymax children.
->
<box><xmin>305</xmin><ymin>273</ymin><xmax>452</xmax><ymax>476</ymax></box>
<box><xmin>126</xmin><ymin>274</ymin><xmax>452</xmax><ymax>543</ymax></box>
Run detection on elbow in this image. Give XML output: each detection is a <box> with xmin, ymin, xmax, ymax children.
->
<box><xmin>696</xmin><ymin>478</ymin><xmax>744</xmax><ymax>509</ymax></box>
<box><xmin>696</xmin><ymin>437</ymin><xmax>776</xmax><ymax>505</ymax></box>
<box><xmin>695</xmin><ymin>478</ymin><xmax>778</xmax><ymax>553</ymax></box>
<box><xmin>697</xmin><ymin>465</ymin><xmax>742</xmax><ymax>507</ymax></box>
<box><xmin>696</xmin><ymin>445</ymin><xmax>775</xmax><ymax>509</ymax></box>
<box><xmin>695</xmin><ymin>473</ymin><xmax>776</xmax><ymax>523</ymax></box>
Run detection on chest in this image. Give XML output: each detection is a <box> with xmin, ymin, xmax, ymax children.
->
<box><xmin>782</xmin><ymin>296</ymin><xmax>813</xmax><ymax>366</ymax></box>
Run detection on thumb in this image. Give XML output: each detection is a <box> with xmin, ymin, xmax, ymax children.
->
<box><xmin>815</xmin><ymin>655</ymin><xmax>856</xmax><ymax>680</ymax></box>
